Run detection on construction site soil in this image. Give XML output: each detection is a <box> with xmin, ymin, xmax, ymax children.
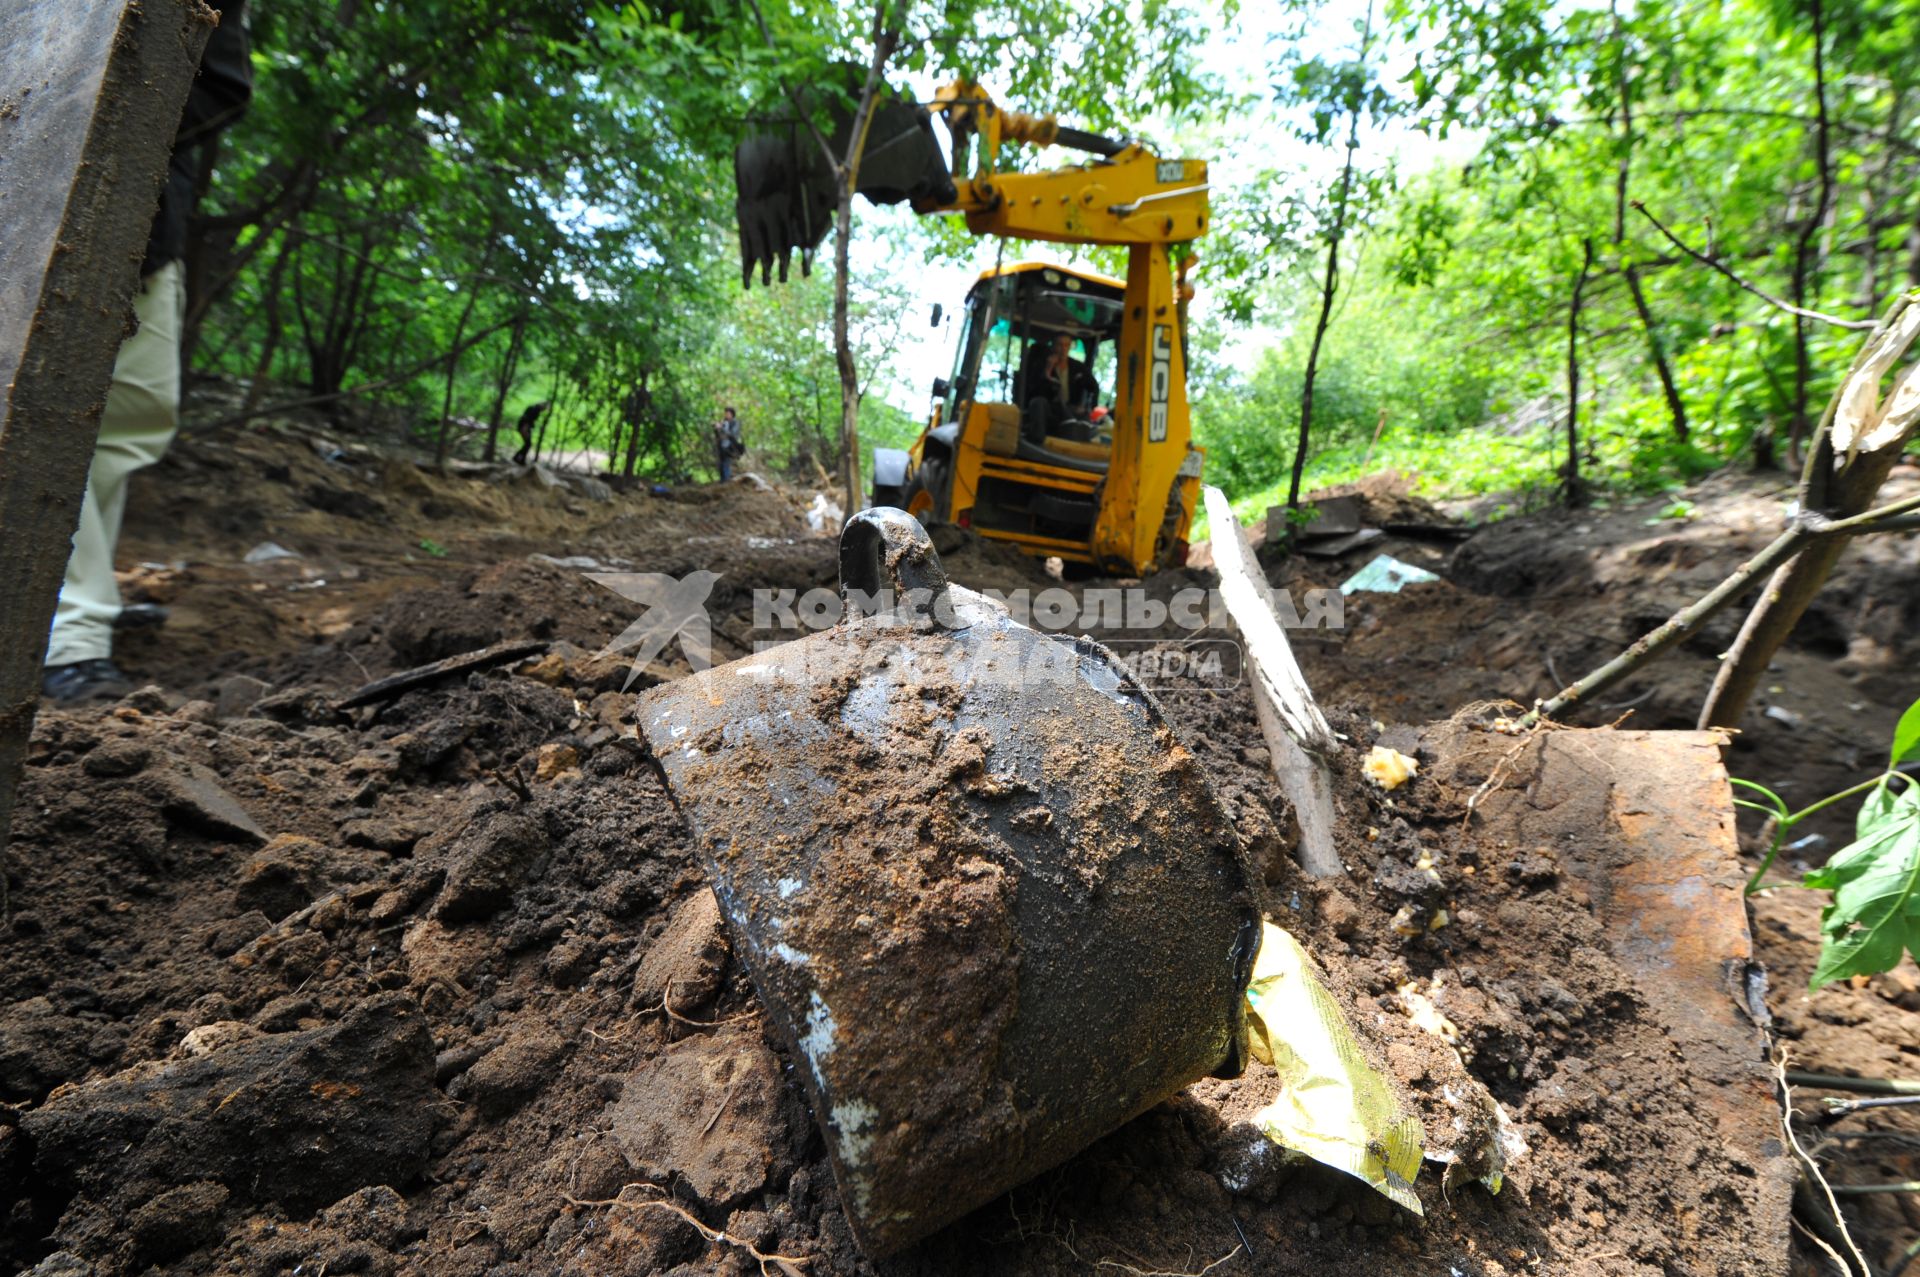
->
<box><xmin>2</xmin><ymin>407</ymin><xmax>1917</xmax><ymax>1277</ymax></box>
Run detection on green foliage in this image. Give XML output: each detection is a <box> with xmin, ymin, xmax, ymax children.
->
<box><xmin>1892</xmin><ymin>699</ymin><xmax>1920</xmax><ymax>768</ymax></box>
<box><xmin>1736</xmin><ymin>697</ymin><xmax>1920</xmax><ymax>990</ymax></box>
<box><xmin>180</xmin><ymin>0</ymin><xmax>1920</xmax><ymax>508</ymax></box>
<box><xmin>1804</xmin><ymin>779</ymin><xmax>1920</xmax><ymax>990</ymax></box>
<box><xmin>1190</xmin><ymin>0</ymin><xmax>1920</xmax><ymax>509</ymax></box>
<box><xmin>188</xmin><ymin>0</ymin><xmax>1233</xmax><ymax>484</ymax></box>
<box><xmin>1191</xmin><ymin>255</ymin><xmax>1503</xmax><ymax>501</ymax></box>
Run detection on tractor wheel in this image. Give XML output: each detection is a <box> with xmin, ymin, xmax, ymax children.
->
<box><xmin>902</xmin><ymin>458</ymin><xmax>948</xmax><ymax>525</ymax></box>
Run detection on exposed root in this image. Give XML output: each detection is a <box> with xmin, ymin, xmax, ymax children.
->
<box><xmin>564</xmin><ymin>1187</ymin><xmax>810</xmax><ymax>1276</ymax></box>
<box><xmin>1002</xmin><ymin>1195</ymin><xmax>1242</xmax><ymax>1277</ymax></box>
<box><xmin>1093</xmin><ymin>1246</ymin><xmax>1243</xmax><ymax>1276</ymax></box>
<box><xmin>1460</xmin><ymin>733</ymin><xmax>1538</xmax><ymax>830</ymax></box>
<box><xmin>656</xmin><ymin>979</ymin><xmax>755</xmax><ymax>1030</ymax></box>
<box><xmin>1779</xmin><ymin>1049</ymin><xmax>1871</xmax><ymax>1277</ymax></box>
<box><xmin>1792</xmin><ymin>1216</ymin><xmax>1854</xmax><ymax>1277</ymax></box>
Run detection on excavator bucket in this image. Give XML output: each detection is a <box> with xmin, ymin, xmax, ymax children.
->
<box><xmin>637</xmin><ymin>509</ymin><xmax>1259</xmax><ymax>1257</ymax></box>
<box><xmin>733</xmin><ymin>79</ymin><xmax>956</xmax><ymax>287</ymax></box>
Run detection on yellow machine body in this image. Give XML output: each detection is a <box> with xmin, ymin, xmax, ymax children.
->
<box><xmin>878</xmin><ymin>82</ymin><xmax>1209</xmax><ymax>575</ymax></box>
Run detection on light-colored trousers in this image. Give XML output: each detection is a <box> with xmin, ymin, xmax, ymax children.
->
<box><xmin>45</xmin><ymin>261</ymin><xmax>185</xmax><ymax>667</ymax></box>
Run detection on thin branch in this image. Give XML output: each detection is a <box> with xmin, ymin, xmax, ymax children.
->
<box><xmin>1527</xmin><ymin>485</ymin><xmax>1919</xmax><ymax>723</ymax></box>
<box><xmin>1789</xmin><ymin>0</ymin><xmax>1837</xmax><ymax>459</ymax></box>
<box><xmin>1524</xmin><ymin>519</ymin><xmax>1809</xmax><ymax>723</ymax></box>
<box><xmin>1789</xmin><ymin>1071</ymin><xmax>1920</xmax><ymax>1097</ymax></box>
<box><xmin>655</xmin><ymin>979</ymin><xmax>755</xmax><ymax>1030</ymax></box>
<box><xmin>1095</xmin><ymin>1248</ymin><xmax>1243</xmax><ymax>1276</ymax></box>
<box><xmin>1793</xmin><ymin>1216</ymin><xmax>1856</xmax><ymax>1277</ymax></box>
<box><xmin>743</xmin><ymin>0</ymin><xmax>840</xmax><ymax>172</ymax></box>
<box><xmin>1827</xmin><ymin>1180</ymin><xmax>1920</xmax><ymax>1196</ymax></box>
<box><xmin>1551</xmin><ymin>107</ymin><xmax>1920</xmax><ymax>158</ymax></box>
<box><xmin>1631</xmin><ymin>202</ymin><xmax>1876</xmax><ymax>330</ymax></box>
<box><xmin>1803</xmin><ymin>488</ymin><xmax>1920</xmax><ymax>536</ymax></box>
<box><xmin>1820</xmin><ymin>1095</ymin><xmax>1920</xmax><ymax>1119</ymax></box>
<box><xmin>194</xmin><ymin>316</ymin><xmax>518</xmax><ymax>434</ymax></box>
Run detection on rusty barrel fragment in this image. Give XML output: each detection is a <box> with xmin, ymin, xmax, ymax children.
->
<box><xmin>638</xmin><ymin>510</ymin><xmax>1258</xmax><ymax>1256</ymax></box>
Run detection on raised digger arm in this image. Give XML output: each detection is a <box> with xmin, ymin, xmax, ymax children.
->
<box><xmin>915</xmin><ymin>81</ymin><xmax>1209</xmax><ymax>571</ymax></box>
<box><xmin>735</xmin><ymin>78</ymin><xmax>1209</xmax><ymax>573</ymax></box>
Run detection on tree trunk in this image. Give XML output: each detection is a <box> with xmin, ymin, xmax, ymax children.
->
<box><xmin>240</xmin><ymin>231</ymin><xmax>292</xmax><ymax>416</ymax></box>
<box><xmin>833</xmin><ymin>189</ymin><xmax>861</xmax><ymax>511</ymax></box>
<box><xmin>1786</xmin><ymin>0</ymin><xmax>1831</xmax><ymax>463</ymax></box>
<box><xmin>829</xmin><ymin>4</ymin><xmax>901</xmax><ymax>515</ymax></box>
<box><xmin>623</xmin><ymin>369</ymin><xmax>648</xmax><ymax>477</ymax></box>
<box><xmin>433</xmin><ymin>280</ymin><xmax>486</xmax><ymax>468</ymax></box>
<box><xmin>1288</xmin><ymin>0</ymin><xmax>1374</xmax><ymax>511</ymax></box>
<box><xmin>1606</xmin><ymin>7</ymin><xmax>1688</xmax><ymax>443</ymax></box>
<box><xmin>1565</xmin><ymin>238</ymin><xmax>1594</xmax><ymax>507</ymax></box>
<box><xmin>1701</xmin><ymin>297</ymin><xmax>1920</xmax><ymax>728</ymax></box>
<box><xmin>482</xmin><ymin>311</ymin><xmax>527</xmax><ymax>463</ymax></box>
<box><xmin>1623</xmin><ymin>267</ymin><xmax>1688</xmax><ymax>440</ymax></box>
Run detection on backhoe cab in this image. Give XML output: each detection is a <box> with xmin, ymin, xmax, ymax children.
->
<box><xmin>736</xmin><ymin>80</ymin><xmax>1209</xmax><ymax>575</ymax></box>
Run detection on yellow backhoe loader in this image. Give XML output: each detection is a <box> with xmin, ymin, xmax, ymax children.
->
<box><xmin>736</xmin><ymin>80</ymin><xmax>1211</xmax><ymax>575</ymax></box>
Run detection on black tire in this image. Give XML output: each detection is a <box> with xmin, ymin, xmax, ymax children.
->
<box><xmin>902</xmin><ymin>458</ymin><xmax>948</xmax><ymax>525</ymax></box>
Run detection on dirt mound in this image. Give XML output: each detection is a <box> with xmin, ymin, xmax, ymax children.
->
<box><xmin>1307</xmin><ymin>470</ymin><xmax>1451</xmax><ymax>528</ymax></box>
<box><xmin>5</xmin><ymin>420</ymin><xmax>1917</xmax><ymax>1275</ymax></box>
<box><xmin>4</xmin><ymin>655</ymin><xmax>1793</xmax><ymax>1277</ymax></box>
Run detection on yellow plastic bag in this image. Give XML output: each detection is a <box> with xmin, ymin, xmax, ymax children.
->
<box><xmin>1243</xmin><ymin>922</ymin><xmax>1425</xmax><ymax>1215</ymax></box>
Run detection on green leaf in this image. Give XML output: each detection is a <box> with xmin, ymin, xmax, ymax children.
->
<box><xmin>1857</xmin><ymin>778</ymin><xmax>1909</xmax><ymax>841</ymax></box>
<box><xmin>1806</xmin><ymin>784</ymin><xmax>1920</xmax><ymax>990</ymax></box>
<box><xmin>1892</xmin><ymin>696</ymin><xmax>1920</xmax><ymax>769</ymax></box>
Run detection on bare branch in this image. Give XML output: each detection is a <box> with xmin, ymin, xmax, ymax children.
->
<box><xmin>1630</xmin><ymin>201</ymin><xmax>1876</xmax><ymax>330</ymax></box>
<box><xmin>743</xmin><ymin>0</ymin><xmax>841</xmax><ymax>173</ymax></box>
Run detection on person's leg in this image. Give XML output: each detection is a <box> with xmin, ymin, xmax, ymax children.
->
<box><xmin>45</xmin><ymin>262</ymin><xmax>185</xmax><ymax>673</ymax></box>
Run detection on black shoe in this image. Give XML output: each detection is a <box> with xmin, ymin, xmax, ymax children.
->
<box><xmin>41</xmin><ymin>659</ymin><xmax>134</xmax><ymax>705</ymax></box>
<box><xmin>114</xmin><ymin>603</ymin><xmax>170</xmax><ymax>630</ymax></box>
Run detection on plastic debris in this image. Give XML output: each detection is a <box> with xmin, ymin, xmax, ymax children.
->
<box><xmin>1339</xmin><ymin>554</ymin><xmax>1440</xmax><ymax>595</ymax></box>
<box><xmin>242</xmin><ymin>541</ymin><xmax>300</xmax><ymax>564</ymax></box>
<box><xmin>1432</xmin><ymin>1082</ymin><xmax>1528</xmax><ymax>1195</ymax></box>
<box><xmin>1242</xmin><ymin>922</ymin><xmax>1425</xmax><ymax>1215</ymax></box>
<box><xmin>1364</xmin><ymin>745</ymin><xmax>1419</xmax><ymax>790</ymax></box>
<box><xmin>529</xmin><ymin>553</ymin><xmax>610</xmax><ymax>570</ymax></box>
<box><xmin>1394</xmin><ymin>976</ymin><xmax>1528</xmax><ymax>1195</ymax></box>
<box><xmin>1396</xmin><ymin>981</ymin><xmax>1461</xmax><ymax>1046</ymax></box>
<box><xmin>807</xmin><ymin>491</ymin><xmax>845</xmax><ymax>533</ymax></box>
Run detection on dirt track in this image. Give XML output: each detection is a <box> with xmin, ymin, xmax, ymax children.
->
<box><xmin>2</xmin><ymin>413</ymin><xmax>1916</xmax><ymax>1276</ymax></box>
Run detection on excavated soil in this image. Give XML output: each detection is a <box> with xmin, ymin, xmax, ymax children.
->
<box><xmin>2</xmin><ymin>408</ymin><xmax>1916</xmax><ymax>1276</ymax></box>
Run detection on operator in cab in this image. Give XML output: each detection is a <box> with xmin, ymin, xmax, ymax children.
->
<box><xmin>1019</xmin><ymin>332</ymin><xmax>1100</xmax><ymax>443</ymax></box>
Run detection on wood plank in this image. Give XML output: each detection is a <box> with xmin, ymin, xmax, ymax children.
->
<box><xmin>1203</xmin><ymin>485</ymin><xmax>1343</xmax><ymax>876</ymax></box>
<box><xmin>0</xmin><ymin>0</ymin><xmax>214</xmax><ymax>876</ymax></box>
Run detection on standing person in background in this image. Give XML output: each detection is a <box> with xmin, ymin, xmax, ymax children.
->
<box><xmin>713</xmin><ymin>406</ymin><xmax>744</xmax><ymax>482</ymax></box>
<box><xmin>41</xmin><ymin>1</ymin><xmax>253</xmax><ymax>705</ymax></box>
<box><xmin>511</xmin><ymin>400</ymin><xmax>548</xmax><ymax>466</ymax></box>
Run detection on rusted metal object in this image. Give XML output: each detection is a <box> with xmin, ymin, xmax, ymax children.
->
<box><xmin>639</xmin><ymin>509</ymin><xmax>1258</xmax><ymax>1257</ymax></box>
<box><xmin>1425</xmin><ymin>725</ymin><xmax>1794</xmax><ymax>1269</ymax></box>
<box><xmin>1563</xmin><ymin>731</ymin><xmax>1781</xmax><ymax>1153</ymax></box>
